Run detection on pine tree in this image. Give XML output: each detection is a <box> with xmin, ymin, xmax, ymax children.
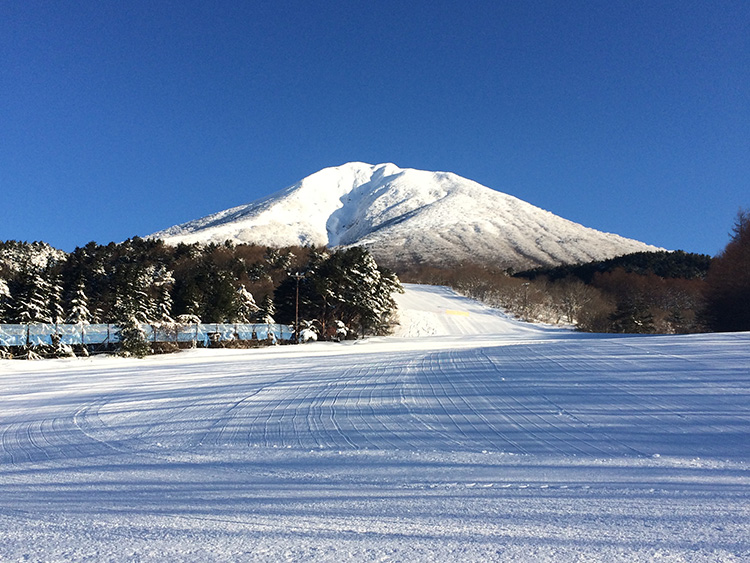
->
<box><xmin>265</xmin><ymin>248</ymin><xmax>293</xmax><ymax>270</ymax></box>
<box><xmin>274</xmin><ymin>247</ymin><xmax>402</xmax><ymax>338</ymax></box>
<box><xmin>154</xmin><ymin>284</ymin><xmax>174</xmax><ymax>324</ymax></box>
<box><xmin>47</xmin><ymin>270</ymin><xmax>65</xmax><ymax>325</ymax></box>
<box><xmin>317</xmin><ymin>247</ymin><xmax>402</xmax><ymax>335</ymax></box>
<box><xmin>66</xmin><ymin>280</ymin><xmax>92</xmax><ymax>325</ymax></box>
<box><xmin>111</xmin><ymin>265</ymin><xmax>154</xmax><ymax>324</ymax></box>
<box><xmin>609</xmin><ymin>298</ymin><xmax>655</xmax><ymax>334</ymax></box>
<box><xmin>274</xmin><ymin>272</ymin><xmax>319</xmax><ymax>329</ymax></box>
<box><xmin>0</xmin><ymin>278</ymin><xmax>10</xmax><ymax>323</ymax></box>
<box><xmin>258</xmin><ymin>294</ymin><xmax>276</xmax><ymax>324</ymax></box>
<box><xmin>118</xmin><ymin>314</ymin><xmax>151</xmax><ymax>357</ymax></box>
<box><xmin>108</xmin><ymin>265</ymin><xmax>155</xmax><ymax>357</ymax></box>
<box><xmin>12</xmin><ymin>267</ymin><xmax>53</xmax><ymax>324</ymax></box>
<box><xmin>151</xmin><ymin>269</ymin><xmax>175</xmax><ymax>324</ymax></box>
<box><xmin>205</xmin><ymin>271</ymin><xmax>238</xmax><ymax>323</ymax></box>
<box><xmin>234</xmin><ymin>285</ymin><xmax>259</xmax><ymax>323</ymax></box>
<box><xmin>132</xmin><ymin>271</ymin><xmax>154</xmax><ymax>324</ymax></box>
<box><xmin>172</xmin><ymin>278</ymin><xmax>204</xmax><ymax>321</ymax></box>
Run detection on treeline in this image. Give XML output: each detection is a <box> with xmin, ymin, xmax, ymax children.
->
<box><xmin>399</xmin><ymin>211</ymin><xmax>750</xmax><ymax>334</ymax></box>
<box><xmin>0</xmin><ymin>238</ymin><xmax>402</xmax><ymax>343</ymax></box>
<box><xmin>519</xmin><ymin>250</ymin><xmax>711</xmax><ymax>283</ymax></box>
<box><xmin>702</xmin><ymin>210</ymin><xmax>750</xmax><ymax>332</ymax></box>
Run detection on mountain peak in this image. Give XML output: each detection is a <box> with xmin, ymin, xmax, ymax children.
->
<box><xmin>149</xmin><ymin>163</ymin><xmax>661</xmax><ymax>269</ymax></box>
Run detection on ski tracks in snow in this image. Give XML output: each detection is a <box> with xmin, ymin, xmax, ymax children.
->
<box><xmin>2</xmin><ymin>285</ymin><xmax>750</xmax><ymax>562</ymax></box>
<box><xmin>5</xmin><ymin>336</ymin><xmax>749</xmax><ymax>465</ymax></box>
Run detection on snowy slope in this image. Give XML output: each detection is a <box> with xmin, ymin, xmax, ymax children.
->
<box><xmin>150</xmin><ymin>162</ymin><xmax>661</xmax><ymax>269</ymax></box>
<box><xmin>393</xmin><ymin>283</ymin><xmax>548</xmax><ymax>337</ymax></box>
<box><xmin>1</xmin><ymin>285</ymin><xmax>749</xmax><ymax>562</ymax></box>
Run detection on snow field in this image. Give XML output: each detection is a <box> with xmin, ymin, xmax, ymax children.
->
<box><xmin>1</xmin><ymin>284</ymin><xmax>749</xmax><ymax>561</ymax></box>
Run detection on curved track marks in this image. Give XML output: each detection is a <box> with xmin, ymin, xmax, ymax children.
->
<box><xmin>2</xmin><ymin>334</ymin><xmax>750</xmax><ymax>466</ymax></box>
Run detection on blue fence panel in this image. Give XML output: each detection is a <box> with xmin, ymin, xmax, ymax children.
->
<box><xmin>215</xmin><ymin>324</ymin><xmax>237</xmax><ymax>341</ymax></box>
<box><xmin>176</xmin><ymin>324</ymin><xmax>200</xmax><ymax>343</ymax></box>
<box><xmin>279</xmin><ymin>324</ymin><xmax>293</xmax><ymax>341</ymax></box>
<box><xmin>82</xmin><ymin>325</ymin><xmax>117</xmax><ymax>345</ymax></box>
<box><xmin>0</xmin><ymin>323</ymin><xmax>292</xmax><ymax>347</ymax></box>
<box><xmin>28</xmin><ymin>324</ymin><xmax>56</xmax><ymax>346</ymax></box>
<box><xmin>57</xmin><ymin>324</ymin><xmax>84</xmax><ymax>345</ymax></box>
<box><xmin>0</xmin><ymin>325</ymin><xmax>26</xmax><ymax>347</ymax></box>
<box><xmin>234</xmin><ymin>324</ymin><xmax>256</xmax><ymax>341</ymax></box>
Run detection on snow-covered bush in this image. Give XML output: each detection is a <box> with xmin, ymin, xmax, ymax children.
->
<box><xmin>297</xmin><ymin>320</ymin><xmax>319</xmax><ymax>343</ymax></box>
<box><xmin>334</xmin><ymin>320</ymin><xmax>349</xmax><ymax>341</ymax></box>
<box><xmin>117</xmin><ymin>316</ymin><xmax>151</xmax><ymax>358</ymax></box>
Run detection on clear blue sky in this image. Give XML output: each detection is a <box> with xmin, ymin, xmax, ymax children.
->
<box><xmin>1</xmin><ymin>1</ymin><xmax>748</xmax><ymax>256</ymax></box>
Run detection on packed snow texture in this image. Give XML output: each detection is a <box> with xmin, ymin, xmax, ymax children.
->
<box><xmin>149</xmin><ymin>162</ymin><xmax>661</xmax><ymax>269</ymax></box>
<box><xmin>1</xmin><ymin>284</ymin><xmax>749</xmax><ymax>562</ymax></box>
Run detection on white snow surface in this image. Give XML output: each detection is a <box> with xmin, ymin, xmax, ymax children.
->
<box><xmin>2</xmin><ymin>284</ymin><xmax>749</xmax><ymax>562</ymax></box>
<box><xmin>149</xmin><ymin>162</ymin><xmax>661</xmax><ymax>269</ymax></box>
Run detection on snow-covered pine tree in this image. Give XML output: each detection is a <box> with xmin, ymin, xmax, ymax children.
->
<box><xmin>345</xmin><ymin>248</ymin><xmax>401</xmax><ymax>335</ymax></box>
<box><xmin>133</xmin><ymin>270</ymin><xmax>155</xmax><ymax>323</ymax></box>
<box><xmin>47</xmin><ymin>269</ymin><xmax>65</xmax><ymax>325</ymax></box>
<box><xmin>111</xmin><ymin>265</ymin><xmax>154</xmax><ymax>325</ymax></box>
<box><xmin>66</xmin><ymin>280</ymin><xmax>92</xmax><ymax>325</ymax></box>
<box><xmin>151</xmin><ymin>268</ymin><xmax>175</xmax><ymax>324</ymax></box>
<box><xmin>111</xmin><ymin>268</ymin><xmax>154</xmax><ymax>357</ymax></box>
<box><xmin>258</xmin><ymin>294</ymin><xmax>276</xmax><ymax>324</ymax></box>
<box><xmin>117</xmin><ymin>314</ymin><xmax>151</xmax><ymax>357</ymax></box>
<box><xmin>314</xmin><ymin>247</ymin><xmax>402</xmax><ymax>336</ymax></box>
<box><xmin>367</xmin><ymin>267</ymin><xmax>403</xmax><ymax>335</ymax></box>
<box><xmin>12</xmin><ymin>267</ymin><xmax>53</xmax><ymax>324</ymax></box>
<box><xmin>176</xmin><ymin>313</ymin><xmax>201</xmax><ymax>326</ymax></box>
<box><xmin>234</xmin><ymin>284</ymin><xmax>259</xmax><ymax>323</ymax></box>
<box><xmin>0</xmin><ymin>278</ymin><xmax>10</xmax><ymax>322</ymax></box>
<box><xmin>201</xmin><ymin>269</ymin><xmax>236</xmax><ymax>322</ymax></box>
<box><xmin>264</xmin><ymin>248</ymin><xmax>294</xmax><ymax>270</ymax></box>
<box><xmin>257</xmin><ymin>293</ymin><xmax>278</xmax><ymax>343</ymax></box>
<box><xmin>91</xmin><ymin>306</ymin><xmax>104</xmax><ymax>324</ymax></box>
<box><xmin>297</xmin><ymin>319</ymin><xmax>319</xmax><ymax>342</ymax></box>
<box><xmin>273</xmin><ymin>247</ymin><xmax>402</xmax><ymax>339</ymax></box>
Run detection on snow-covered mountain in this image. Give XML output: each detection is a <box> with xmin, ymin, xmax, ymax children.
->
<box><xmin>150</xmin><ymin>162</ymin><xmax>661</xmax><ymax>270</ymax></box>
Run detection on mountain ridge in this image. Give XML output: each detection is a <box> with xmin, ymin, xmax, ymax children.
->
<box><xmin>149</xmin><ymin>162</ymin><xmax>661</xmax><ymax>270</ymax></box>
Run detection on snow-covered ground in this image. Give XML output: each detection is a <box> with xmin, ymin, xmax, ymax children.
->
<box><xmin>1</xmin><ymin>284</ymin><xmax>749</xmax><ymax>562</ymax></box>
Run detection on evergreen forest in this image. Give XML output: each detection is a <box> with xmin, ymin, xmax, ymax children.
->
<box><xmin>0</xmin><ymin>239</ymin><xmax>402</xmax><ymax>348</ymax></box>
